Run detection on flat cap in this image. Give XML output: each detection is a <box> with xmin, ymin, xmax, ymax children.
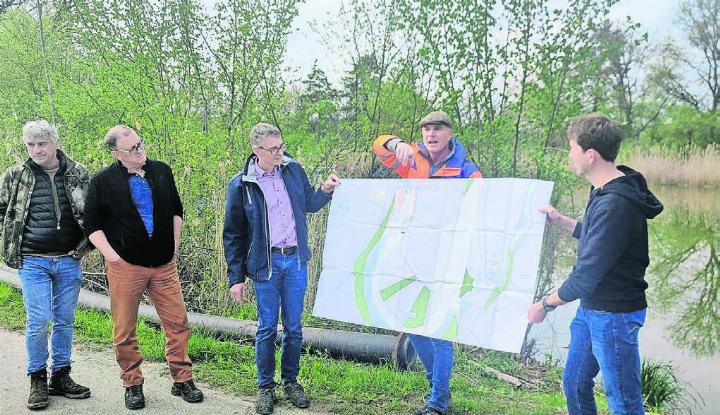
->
<box><xmin>418</xmin><ymin>111</ymin><xmax>452</xmax><ymax>128</ymax></box>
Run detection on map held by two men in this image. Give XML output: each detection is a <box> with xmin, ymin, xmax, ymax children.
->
<box><xmin>312</xmin><ymin>178</ymin><xmax>554</xmax><ymax>353</ymax></box>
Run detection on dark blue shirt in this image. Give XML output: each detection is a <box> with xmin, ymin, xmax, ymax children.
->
<box><xmin>129</xmin><ymin>175</ymin><xmax>154</xmax><ymax>237</ymax></box>
<box><xmin>84</xmin><ymin>159</ymin><xmax>183</xmax><ymax>267</ymax></box>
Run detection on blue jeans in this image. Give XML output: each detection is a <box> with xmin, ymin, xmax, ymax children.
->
<box><xmin>254</xmin><ymin>252</ymin><xmax>307</xmax><ymax>387</ymax></box>
<box><xmin>18</xmin><ymin>255</ymin><xmax>83</xmax><ymax>374</ymax></box>
<box><xmin>408</xmin><ymin>334</ymin><xmax>453</xmax><ymax>413</ymax></box>
<box><xmin>564</xmin><ymin>306</ymin><xmax>646</xmax><ymax>415</ymax></box>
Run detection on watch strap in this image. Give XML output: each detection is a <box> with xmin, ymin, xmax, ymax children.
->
<box><xmin>542</xmin><ymin>296</ymin><xmax>557</xmax><ymax>312</ymax></box>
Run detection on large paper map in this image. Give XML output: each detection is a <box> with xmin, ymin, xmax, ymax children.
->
<box><xmin>312</xmin><ymin>178</ymin><xmax>554</xmax><ymax>353</ymax></box>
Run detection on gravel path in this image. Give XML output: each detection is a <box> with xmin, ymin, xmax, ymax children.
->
<box><xmin>0</xmin><ymin>328</ymin><xmax>330</xmax><ymax>414</ymax></box>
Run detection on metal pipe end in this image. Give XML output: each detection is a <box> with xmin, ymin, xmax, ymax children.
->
<box><xmin>394</xmin><ymin>333</ymin><xmax>417</xmax><ymax>370</ymax></box>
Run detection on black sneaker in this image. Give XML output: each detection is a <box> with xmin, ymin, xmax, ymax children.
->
<box><xmin>27</xmin><ymin>370</ymin><xmax>48</xmax><ymax>410</ymax></box>
<box><xmin>49</xmin><ymin>366</ymin><xmax>91</xmax><ymax>399</ymax></box>
<box><xmin>124</xmin><ymin>384</ymin><xmax>145</xmax><ymax>410</ymax></box>
<box><xmin>171</xmin><ymin>379</ymin><xmax>204</xmax><ymax>403</ymax></box>
<box><xmin>282</xmin><ymin>381</ymin><xmax>310</xmax><ymax>408</ymax></box>
<box><xmin>256</xmin><ymin>386</ymin><xmax>277</xmax><ymax>415</ymax></box>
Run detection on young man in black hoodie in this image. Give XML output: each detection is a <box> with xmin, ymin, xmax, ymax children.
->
<box><xmin>527</xmin><ymin>113</ymin><xmax>663</xmax><ymax>415</ymax></box>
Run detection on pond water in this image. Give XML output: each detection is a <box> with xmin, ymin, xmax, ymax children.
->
<box><xmin>529</xmin><ymin>185</ymin><xmax>720</xmax><ymax>414</ymax></box>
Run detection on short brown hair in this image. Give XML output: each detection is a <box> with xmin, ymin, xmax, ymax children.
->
<box><xmin>567</xmin><ymin>113</ymin><xmax>622</xmax><ymax>162</ymax></box>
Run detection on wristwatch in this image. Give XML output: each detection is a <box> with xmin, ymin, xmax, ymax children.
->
<box><xmin>542</xmin><ymin>296</ymin><xmax>557</xmax><ymax>312</ymax></box>
<box><xmin>385</xmin><ymin>138</ymin><xmax>404</xmax><ymax>152</ymax></box>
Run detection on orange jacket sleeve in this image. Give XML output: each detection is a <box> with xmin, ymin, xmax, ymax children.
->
<box><xmin>372</xmin><ymin>135</ymin><xmax>410</xmax><ymax>178</ymax></box>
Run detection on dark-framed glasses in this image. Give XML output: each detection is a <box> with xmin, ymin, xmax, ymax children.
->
<box><xmin>257</xmin><ymin>142</ymin><xmax>287</xmax><ymax>155</ymax></box>
<box><xmin>115</xmin><ymin>140</ymin><xmax>145</xmax><ymax>154</ymax></box>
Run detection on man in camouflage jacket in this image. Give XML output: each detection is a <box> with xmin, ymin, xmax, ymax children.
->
<box><xmin>0</xmin><ymin>120</ymin><xmax>92</xmax><ymax>410</ymax></box>
<box><xmin>0</xmin><ymin>154</ymin><xmax>91</xmax><ymax>269</ymax></box>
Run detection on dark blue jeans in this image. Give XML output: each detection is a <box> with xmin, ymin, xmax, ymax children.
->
<box><xmin>563</xmin><ymin>306</ymin><xmax>646</xmax><ymax>415</ymax></box>
<box><xmin>254</xmin><ymin>252</ymin><xmax>307</xmax><ymax>387</ymax></box>
<box><xmin>18</xmin><ymin>255</ymin><xmax>83</xmax><ymax>374</ymax></box>
<box><xmin>408</xmin><ymin>334</ymin><xmax>453</xmax><ymax>413</ymax></box>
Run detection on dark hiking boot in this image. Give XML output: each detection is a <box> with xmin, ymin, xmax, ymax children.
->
<box><xmin>27</xmin><ymin>370</ymin><xmax>48</xmax><ymax>410</ymax></box>
<box><xmin>49</xmin><ymin>366</ymin><xmax>91</xmax><ymax>399</ymax></box>
<box><xmin>124</xmin><ymin>384</ymin><xmax>145</xmax><ymax>410</ymax></box>
<box><xmin>171</xmin><ymin>379</ymin><xmax>204</xmax><ymax>403</ymax></box>
<box><xmin>421</xmin><ymin>392</ymin><xmax>452</xmax><ymax>409</ymax></box>
<box><xmin>414</xmin><ymin>404</ymin><xmax>444</xmax><ymax>415</ymax></box>
<box><xmin>256</xmin><ymin>386</ymin><xmax>277</xmax><ymax>414</ymax></box>
<box><xmin>282</xmin><ymin>381</ymin><xmax>310</xmax><ymax>408</ymax></box>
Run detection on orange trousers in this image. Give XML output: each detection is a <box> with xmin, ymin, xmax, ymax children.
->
<box><xmin>106</xmin><ymin>258</ymin><xmax>193</xmax><ymax>386</ymax></box>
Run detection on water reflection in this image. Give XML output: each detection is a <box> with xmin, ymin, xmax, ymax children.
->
<box><xmin>648</xmin><ymin>186</ymin><xmax>720</xmax><ymax>357</ymax></box>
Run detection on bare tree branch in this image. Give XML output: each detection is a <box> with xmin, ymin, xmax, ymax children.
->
<box><xmin>0</xmin><ymin>0</ymin><xmax>24</xmax><ymax>14</ymax></box>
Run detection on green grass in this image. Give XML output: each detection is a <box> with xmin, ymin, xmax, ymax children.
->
<box><xmin>0</xmin><ymin>282</ymin><xmax>25</xmax><ymax>330</ymax></box>
<box><xmin>641</xmin><ymin>359</ymin><xmax>696</xmax><ymax>414</ymax></box>
<box><xmin>0</xmin><ymin>281</ymin><xmax>594</xmax><ymax>414</ymax></box>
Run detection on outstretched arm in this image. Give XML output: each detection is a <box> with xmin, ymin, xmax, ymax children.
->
<box><xmin>372</xmin><ymin>135</ymin><xmax>413</xmax><ymax>177</ymax></box>
<box><xmin>539</xmin><ymin>206</ymin><xmax>579</xmax><ymax>235</ymax></box>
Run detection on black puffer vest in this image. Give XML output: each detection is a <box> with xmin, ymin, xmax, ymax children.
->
<box><xmin>21</xmin><ymin>156</ymin><xmax>83</xmax><ymax>255</ymax></box>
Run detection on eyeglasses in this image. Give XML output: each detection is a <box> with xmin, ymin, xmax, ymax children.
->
<box><xmin>256</xmin><ymin>142</ymin><xmax>287</xmax><ymax>155</ymax></box>
<box><xmin>114</xmin><ymin>141</ymin><xmax>145</xmax><ymax>154</ymax></box>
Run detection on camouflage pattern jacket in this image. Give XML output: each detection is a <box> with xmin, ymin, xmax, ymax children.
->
<box><xmin>0</xmin><ymin>150</ymin><xmax>92</xmax><ymax>269</ymax></box>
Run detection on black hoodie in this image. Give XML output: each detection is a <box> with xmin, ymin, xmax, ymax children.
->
<box><xmin>557</xmin><ymin>165</ymin><xmax>663</xmax><ymax>312</ymax></box>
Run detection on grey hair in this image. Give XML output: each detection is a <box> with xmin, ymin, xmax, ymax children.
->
<box><xmin>104</xmin><ymin>125</ymin><xmax>135</xmax><ymax>150</ymax></box>
<box><xmin>22</xmin><ymin>120</ymin><xmax>59</xmax><ymax>142</ymax></box>
<box><xmin>249</xmin><ymin>122</ymin><xmax>281</xmax><ymax>147</ymax></box>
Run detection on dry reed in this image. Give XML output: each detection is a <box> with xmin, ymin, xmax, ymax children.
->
<box><xmin>620</xmin><ymin>145</ymin><xmax>720</xmax><ymax>187</ymax></box>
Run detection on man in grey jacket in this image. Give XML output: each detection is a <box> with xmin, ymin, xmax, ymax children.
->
<box><xmin>0</xmin><ymin>120</ymin><xmax>92</xmax><ymax>410</ymax></box>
